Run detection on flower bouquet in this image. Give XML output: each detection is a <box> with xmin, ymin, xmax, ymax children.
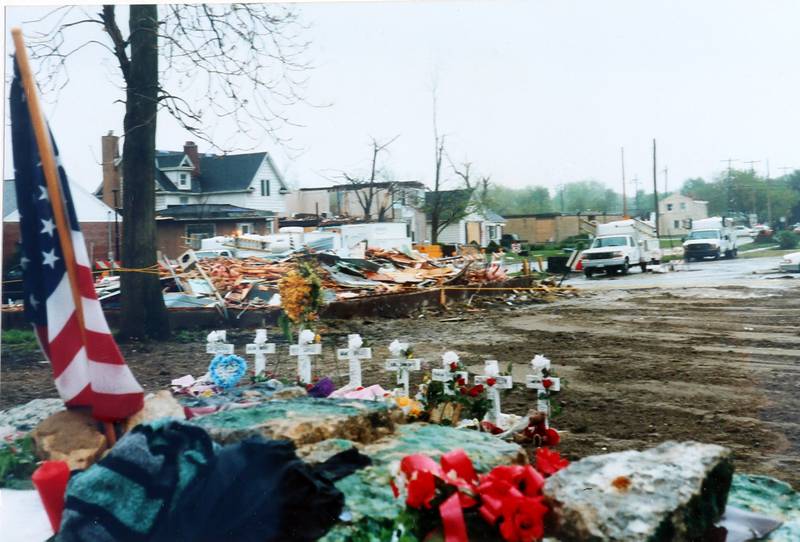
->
<box><xmin>389</xmin><ymin>447</ymin><xmax>569</xmax><ymax>541</ymax></box>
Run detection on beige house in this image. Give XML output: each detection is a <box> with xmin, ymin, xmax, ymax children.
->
<box><xmin>658</xmin><ymin>194</ymin><xmax>708</xmax><ymax>236</ymax></box>
<box><xmin>503</xmin><ymin>213</ymin><xmax>625</xmax><ymax>244</ymax></box>
<box><xmin>287</xmin><ymin>181</ymin><xmax>428</xmax><ymax>242</ymax></box>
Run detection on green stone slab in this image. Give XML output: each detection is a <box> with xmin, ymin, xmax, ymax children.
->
<box><xmin>191</xmin><ymin>397</ymin><xmax>397</xmax><ymax>446</ymax></box>
<box><xmin>728</xmin><ymin>474</ymin><xmax>800</xmax><ymax>541</ymax></box>
<box><xmin>322</xmin><ymin>423</ymin><xmax>525</xmax><ymax>542</ymax></box>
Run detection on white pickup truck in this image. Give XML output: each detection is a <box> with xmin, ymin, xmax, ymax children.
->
<box><xmin>682</xmin><ymin>217</ymin><xmax>738</xmax><ymax>261</ymax></box>
<box><xmin>581</xmin><ymin>219</ymin><xmax>662</xmax><ymax>277</ymax></box>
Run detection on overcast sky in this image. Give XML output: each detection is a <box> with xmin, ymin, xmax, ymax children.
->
<box><xmin>5</xmin><ymin>1</ymin><xmax>800</xmax><ymax>195</ymax></box>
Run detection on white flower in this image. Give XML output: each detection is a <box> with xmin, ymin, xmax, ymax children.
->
<box><xmin>389</xmin><ymin>340</ymin><xmax>408</xmax><ymax>357</ymax></box>
<box><xmin>442</xmin><ymin>351</ymin><xmax>460</xmax><ymax>365</ymax></box>
<box><xmin>207</xmin><ymin>330</ymin><xmax>225</xmax><ymax>343</ymax></box>
<box><xmin>348</xmin><ymin>334</ymin><xmax>363</xmax><ymax>350</ymax></box>
<box><xmin>299</xmin><ymin>329</ymin><xmax>315</xmax><ymax>345</ymax></box>
<box><xmin>531</xmin><ymin>354</ymin><xmax>550</xmax><ymax>372</ymax></box>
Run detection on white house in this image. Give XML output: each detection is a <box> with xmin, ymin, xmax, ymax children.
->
<box><xmin>658</xmin><ymin>193</ymin><xmax>708</xmax><ymax>236</ymax></box>
<box><xmin>426</xmin><ymin>189</ymin><xmax>505</xmax><ymax>247</ymax></box>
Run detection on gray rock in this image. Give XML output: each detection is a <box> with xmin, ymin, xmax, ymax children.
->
<box><xmin>0</xmin><ymin>398</ymin><xmax>64</xmax><ymax>441</ymax></box>
<box><xmin>543</xmin><ymin>441</ymin><xmax>733</xmax><ymax>541</ymax></box>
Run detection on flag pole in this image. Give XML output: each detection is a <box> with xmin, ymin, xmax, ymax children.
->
<box><xmin>11</xmin><ymin>28</ymin><xmax>118</xmax><ymax>445</ymax></box>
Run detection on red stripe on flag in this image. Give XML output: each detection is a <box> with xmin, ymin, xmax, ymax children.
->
<box><xmin>64</xmin><ymin>385</ymin><xmax>94</xmax><ymax>409</ymax></box>
<box><xmin>92</xmin><ymin>392</ymin><xmax>144</xmax><ymax>422</ymax></box>
<box><xmin>48</xmin><ymin>313</ymin><xmax>83</xmax><ymax>379</ymax></box>
<box><xmin>84</xmin><ymin>329</ymin><xmax>127</xmax><ymax>366</ymax></box>
<box><xmin>76</xmin><ymin>264</ymin><xmax>98</xmax><ymax>300</ymax></box>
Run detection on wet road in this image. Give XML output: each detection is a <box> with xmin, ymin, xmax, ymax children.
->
<box><xmin>564</xmin><ymin>255</ymin><xmax>796</xmax><ymax>290</ymax></box>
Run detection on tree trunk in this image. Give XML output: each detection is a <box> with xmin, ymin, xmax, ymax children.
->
<box><xmin>119</xmin><ymin>4</ymin><xmax>170</xmax><ymax>340</ymax></box>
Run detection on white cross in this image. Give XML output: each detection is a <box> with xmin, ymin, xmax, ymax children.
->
<box><xmin>384</xmin><ymin>341</ymin><xmax>421</xmax><ymax>397</ymax></box>
<box><xmin>245</xmin><ymin>329</ymin><xmax>276</xmax><ymax>377</ymax></box>
<box><xmin>336</xmin><ymin>334</ymin><xmax>372</xmax><ymax>388</ymax></box>
<box><xmin>206</xmin><ymin>329</ymin><xmax>234</xmax><ymax>356</ymax></box>
<box><xmin>525</xmin><ymin>355</ymin><xmax>560</xmax><ymax>419</ymax></box>
<box><xmin>474</xmin><ymin>360</ymin><xmax>514</xmax><ymax>425</ymax></box>
<box><xmin>431</xmin><ymin>351</ymin><xmax>469</xmax><ymax>395</ymax></box>
<box><xmin>289</xmin><ymin>329</ymin><xmax>322</xmax><ymax>385</ymax></box>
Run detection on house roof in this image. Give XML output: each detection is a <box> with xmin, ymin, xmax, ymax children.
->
<box><xmin>483</xmin><ymin>210</ymin><xmax>506</xmax><ymax>223</ymax></box>
<box><xmin>154</xmin><ymin>150</ymin><xmax>287</xmax><ymax>194</ymax></box>
<box><xmin>155</xmin><ymin>203</ymin><xmax>275</xmax><ymax>221</ymax></box>
<box><xmin>5</xmin><ymin>179</ymin><xmax>119</xmax><ymax>223</ymax></box>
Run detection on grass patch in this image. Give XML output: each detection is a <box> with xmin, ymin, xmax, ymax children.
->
<box><xmin>738</xmin><ymin>248</ymin><xmax>796</xmax><ymax>259</ymax></box>
<box><xmin>2</xmin><ymin>329</ymin><xmax>38</xmax><ymax>350</ymax></box>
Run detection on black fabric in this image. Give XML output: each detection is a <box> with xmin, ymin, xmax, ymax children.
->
<box><xmin>59</xmin><ymin>420</ymin><xmax>371</xmax><ymax>542</ymax></box>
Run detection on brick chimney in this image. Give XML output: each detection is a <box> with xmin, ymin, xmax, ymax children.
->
<box><xmin>101</xmin><ymin>131</ymin><xmax>121</xmax><ymax>208</ymax></box>
<box><xmin>183</xmin><ymin>141</ymin><xmax>201</xmax><ymax>176</ymax></box>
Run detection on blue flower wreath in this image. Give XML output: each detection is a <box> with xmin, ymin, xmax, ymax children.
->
<box><xmin>208</xmin><ymin>354</ymin><xmax>247</xmax><ymax>389</ymax></box>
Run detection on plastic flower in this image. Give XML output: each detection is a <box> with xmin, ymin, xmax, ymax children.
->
<box><xmin>442</xmin><ymin>351</ymin><xmax>460</xmax><ymax>365</ymax></box>
<box><xmin>535</xmin><ymin>447</ymin><xmax>569</xmax><ymax>476</ymax></box>
<box><xmin>348</xmin><ymin>334</ymin><xmax>363</xmax><ymax>350</ymax></box>
<box><xmin>299</xmin><ymin>329</ymin><xmax>315</xmax><ymax>345</ymax></box>
<box><xmin>498</xmin><ymin>495</ymin><xmax>548</xmax><ymax>542</ymax></box>
<box><xmin>531</xmin><ymin>355</ymin><xmax>550</xmax><ymax>373</ymax></box>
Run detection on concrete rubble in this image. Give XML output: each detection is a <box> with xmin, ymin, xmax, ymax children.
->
<box><xmin>543</xmin><ymin>441</ymin><xmax>734</xmax><ymax>541</ymax></box>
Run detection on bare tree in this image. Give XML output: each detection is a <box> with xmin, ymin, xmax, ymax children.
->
<box><xmin>24</xmin><ymin>5</ymin><xmax>310</xmax><ymax>340</ymax></box>
<box><xmin>341</xmin><ymin>135</ymin><xmax>399</xmax><ymax>220</ymax></box>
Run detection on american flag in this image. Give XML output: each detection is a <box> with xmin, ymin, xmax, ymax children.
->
<box><xmin>10</xmin><ymin>59</ymin><xmax>144</xmax><ymax>422</ymax></box>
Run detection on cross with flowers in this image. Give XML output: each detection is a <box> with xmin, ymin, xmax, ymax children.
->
<box><xmin>431</xmin><ymin>351</ymin><xmax>469</xmax><ymax>395</ymax></box>
<box><xmin>384</xmin><ymin>339</ymin><xmax>422</xmax><ymax>397</ymax></box>
<box><xmin>336</xmin><ymin>333</ymin><xmax>372</xmax><ymax>389</ymax></box>
<box><xmin>525</xmin><ymin>354</ymin><xmax>560</xmax><ymax>418</ymax></box>
<box><xmin>245</xmin><ymin>329</ymin><xmax>276</xmax><ymax>377</ymax></box>
<box><xmin>206</xmin><ymin>330</ymin><xmax>234</xmax><ymax>356</ymax></box>
<box><xmin>289</xmin><ymin>329</ymin><xmax>322</xmax><ymax>385</ymax></box>
<box><xmin>474</xmin><ymin>360</ymin><xmax>513</xmax><ymax>426</ymax></box>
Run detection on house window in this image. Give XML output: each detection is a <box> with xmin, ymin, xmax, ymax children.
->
<box><xmin>674</xmin><ymin>220</ymin><xmax>680</xmax><ymax>229</ymax></box>
<box><xmin>179</xmin><ymin>173</ymin><xmax>189</xmax><ymax>188</ymax></box>
<box><xmin>680</xmin><ymin>202</ymin><xmax>686</xmax><ymax>210</ymax></box>
<box><xmin>666</xmin><ymin>203</ymin><xmax>673</xmax><ymax>211</ymax></box>
<box><xmin>179</xmin><ymin>196</ymin><xmax>189</xmax><ymax>205</ymax></box>
<box><xmin>185</xmin><ymin>223</ymin><xmax>216</xmax><ymax>249</ymax></box>
<box><xmin>487</xmin><ymin>225</ymin><xmax>498</xmax><ymax>241</ymax></box>
<box><xmin>238</xmin><ymin>222</ymin><xmax>254</xmax><ymax>235</ymax></box>
<box><xmin>261</xmin><ymin>179</ymin><xmax>270</xmax><ymax>197</ymax></box>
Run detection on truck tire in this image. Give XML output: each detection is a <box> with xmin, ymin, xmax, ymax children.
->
<box><xmin>584</xmin><ymin>269</ymin><xmax>594</xmax><ymax>278</ymax></box>
<box><xmin>640</xmin><ymin>262</ymin><xmax>647</xmax><ymax>272</ymax></box>
<box><xmin>732</xmin><ymin>248</ymin><xmax>738</xmax><ymax>258</ymax></box>
<box><xmin>713</xmin><ymin>250</ymin><xmax>720</xmax><ymax>260</ymax></box>
<box><xmin>621</xmin><ymin>258</ymin><xmax>630</xmax><ymax>275</ymax></box>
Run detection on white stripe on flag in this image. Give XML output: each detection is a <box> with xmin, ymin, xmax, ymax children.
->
<box><xmin>88</xmin><ymin>361</ymin><xmax>144</xmax><ymax>394</ymax></box>
<box><xmin>47</xmin><ymin>275</ymin><xmax>75</xmax><ymax>342</ymax></box>
<box><xmin>54</xmin><ymin>347</ymin><xmax>90</xmax><ymax>401</ymax></box>
<box><xmin>82</xmin><ymin>297</ymin><xmax>110</xmax><ymax>334</ymax></box>
<box><xmin>71</xmin><ymin>230</ymin><xmax>91</xmax><ymax>267</ymax></box>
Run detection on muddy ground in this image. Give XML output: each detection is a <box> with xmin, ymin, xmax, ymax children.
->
<box><xmin>2</xmin><ymin>280</ymin><xmax>799</xmax><ymax>488</ymax></box>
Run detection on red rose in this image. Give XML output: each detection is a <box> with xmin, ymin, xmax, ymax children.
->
<box><xmin>305</xmin><ymin>383</ymin><xmax>313</xmax><ymax>391</ymax></box>
<box><xmin>498</xmin><ymin>495</ymin><xmax>548</xmax><ymax>542</ymax></box>
<box><xmin>450</xmin><ymin>362</ymin><xmax>458</xmax><ymax>371</ymax></box>
<box><xmin>487</xmin><ymin>377</ymin><xmax>497</xmax><ymax>387</ymax></box>
<box><xmin>457</xmin><ymin>377</ymin><xmax>466</xmax><ymax>386</ymax></box>
<box><xmin>535</xmin><ymin>447</ymin><xmax>569</xmax><ymax>476</ymax></box>
<box><xmin>473</xmin><ymin>384</ymin><xmax>485</xmax><ymax>394</ymax></box>
<box><xmin>542</xmin><ymin>378</ymin><xmax>553</xmax><ymax>389</ymax></box>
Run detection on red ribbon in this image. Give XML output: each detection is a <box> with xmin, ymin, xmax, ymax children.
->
<box><xmin>440</xmin><ymin>492</ymin><xmax>469</xmax><ymax>542</ymax></box>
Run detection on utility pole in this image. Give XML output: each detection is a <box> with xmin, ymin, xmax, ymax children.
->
<box><xmin>652</xmin><ymin>139</ymin><xmax>659</xmax><ymax>237</ymax></box>
<box><xmin>663</xmin><ymin>165</ymin><xmax>668</xmax><ymax>195</ymax></box>
<box><xmin>631</xmin><ymin>175</ymin><xmax>641</xmax><ymax>217</ymax></box>
<box><xmin>621</xmin><ymin>147</ymin><xmax>627</xmax><ymax>217</ymax></box>
<box><xmin>743</xmin><ymin>160</ymin><xmax>761</xmax><ymax>219</ymax></box>
<box><xmin>721</xmin><ymin>158</ymin><xmax>737</xmax><ymax>215</ymax></box>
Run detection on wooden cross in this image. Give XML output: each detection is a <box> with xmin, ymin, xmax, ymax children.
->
<box><xmin>525</xmin><ymin>355</ymin><xmax>560</xmax><ymax>418</ymax></box>
<box><xmin>431</xmin><ymin>352</ymin><xmax>469</xmax><ymax>395</ymax></box>
<box><xmin>384</xmin><ymin>341</ymin><xmax>421</xmax><ymax>397</ymax></box>
<box><xmin>206</xmin><ymin>329</ymin><xmax>234</xmax><ymax>356</ymax></box>
<box><xmin>245</xmin><ymin>329</ymin><xmax>276</xmax><ymax>377</ymax></box>
<box><xmin>289</xmin><ymin>330</ymin><xmax>322</xmax><ymax>385</ymax></box>
<box><xmin>474</xmin><ymin>360</ymin><xmax>513</xmax><ymax>425</ymax></box>
<box><xmin>336</xmin><ymin>334</ymin><xmax>372</xmax><ymax>388</ymax></box>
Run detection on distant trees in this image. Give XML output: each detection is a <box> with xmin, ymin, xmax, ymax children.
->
<box><xmin>340</xmin><ymin>136</ymin><xmax>399</xmax><ymax>220</ymax></box>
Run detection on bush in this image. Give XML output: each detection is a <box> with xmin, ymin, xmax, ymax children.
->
<box><xmin>777</xmin><ymin>231</ymin><xmax>799</xmax><ymax>249</ymax></box>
